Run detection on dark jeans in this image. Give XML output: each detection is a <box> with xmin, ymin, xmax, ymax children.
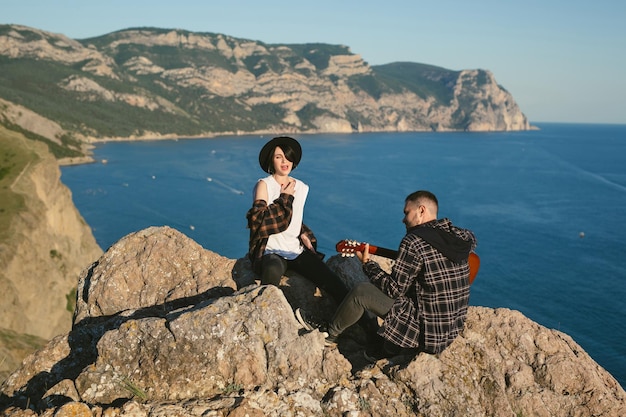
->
<box><xmin>261</xmin><ymin>251</ymin><xmax>349</xmax><ymax>303</ymax></box>
<box><xmin>328</xmin><ymin>282</ymin><xmax>394</xmax><ymax>338</ymax></box>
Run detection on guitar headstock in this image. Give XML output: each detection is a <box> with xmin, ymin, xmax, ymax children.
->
<box><xmin>335</xmin><ymin>239</ymin><xmax>365</xmax><ymax>257</ymax></box>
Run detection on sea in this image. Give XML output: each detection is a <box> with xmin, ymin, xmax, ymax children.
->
<box><xmin>60</xmin><ymin>123</ymin><xmax>626</xmax><ymax>388</ymax></box>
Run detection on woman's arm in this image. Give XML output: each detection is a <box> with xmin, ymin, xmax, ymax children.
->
<box><xmin>253</xmin><ymin>180</ymin><xmax>269</xmax><ymax>204</ymax></box>
<box><xmin>246</xmin><ymin>181</ymin><xmax>295</xmax><ymax>238</ymax></box>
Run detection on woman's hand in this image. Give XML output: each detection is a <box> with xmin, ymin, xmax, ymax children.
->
<box><xmin>281</xmin><ymin>179</ymin><xmax>295</xmax><ymax>196</ymax></box>
<box><xmin>300</xmin><ymin>233</ymin><xmax>316</xmax><ymax>253</ymax></box>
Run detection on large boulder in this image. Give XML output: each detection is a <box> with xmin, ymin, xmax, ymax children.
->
<box><xmin>1</xmin><ymin>226</ymin><xmax>624</xmax><ymax>416</ymax></box>
<box><xmin>72</xmin><ymin>226</ymin><xmax>237</xmax><ymax>326</ymax></box>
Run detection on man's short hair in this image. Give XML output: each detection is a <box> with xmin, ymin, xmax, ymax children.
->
<box><xmin>406</xmin><ymin>190</ymin><xmax>438</xmax><ymax>209</ymax></box>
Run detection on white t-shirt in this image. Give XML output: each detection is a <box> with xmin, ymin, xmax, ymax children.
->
<box><xmin>260</xmin><ymin>175</ymin><xmax>309</xmax><ymax>260</ymax></box>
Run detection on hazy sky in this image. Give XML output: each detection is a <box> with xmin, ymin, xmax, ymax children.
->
<box><xmin>3</xmin><ymin>0</ymin><xmax>625</xmax><ymax>124</ymax></box>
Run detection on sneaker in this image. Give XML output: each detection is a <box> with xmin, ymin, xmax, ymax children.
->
<box><xmin>295</xmin><ymin>308</ymin><xmax>328</xmax><ymax>332</ymax></box>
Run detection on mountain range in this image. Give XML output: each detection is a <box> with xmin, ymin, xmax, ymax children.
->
<box><xmin>0</xmin><ymin>24</ymin><xmax>530</xmax><ymax>160</ymax></box>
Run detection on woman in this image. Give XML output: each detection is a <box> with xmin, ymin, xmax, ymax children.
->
<box><xmin>246</xmin><ymin>136</ymin><xmax>347</xmax><ymax>303</ymax></box>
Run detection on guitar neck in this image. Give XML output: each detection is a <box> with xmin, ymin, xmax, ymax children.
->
<box><xmin>368</xmin><ymin>244</ymin><xmax>398</xmax><ymax>260</ymax></box>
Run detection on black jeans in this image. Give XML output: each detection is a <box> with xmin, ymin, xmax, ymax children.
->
<box><xmin>261</xmin><ymin>251</ymin><xmax>349</xmax><ymax>303</ymax></box>
<box><xmin>328</xmin><ymin>282</ymin><xmax>394</xmax><ymax>338</ymax></box>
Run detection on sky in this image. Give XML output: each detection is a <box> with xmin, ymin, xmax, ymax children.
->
<box><xmin>3</xmin><ymin>0</ymin><xmax>626</xmax><ymax>124</ymax></box>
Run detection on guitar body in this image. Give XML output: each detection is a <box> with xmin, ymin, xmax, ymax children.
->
<box><xmin>336</xmin><ymin>239</ymin><xmax>480</xmax><ymax>284</ymax></box>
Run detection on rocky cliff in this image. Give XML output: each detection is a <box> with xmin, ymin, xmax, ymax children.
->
<box><xmin>1</xmin><ymin>227</ymin><xmax>623</xmax><ymax>416</ymax></box>
<box><xmin>0</xmin><ymin>24</ymin><xmax>530</xmax><ymax>147</ymax></box>
<box><xmin>0</xmin><ymin>127</ymin><xmax>102</xmax><ymax>343</ymax></box>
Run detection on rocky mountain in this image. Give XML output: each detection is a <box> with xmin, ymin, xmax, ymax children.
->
<box><xmin>1</xmin><ymin>226</ymin><xmax>624</xmax><ymax>416</ymax></box>
<box><xmin>0</xmin><ymin>24</ymin><xmax>529</xmax><ymax>152</ymax></box>
<box><xmin>0</xmin><ymin>125</ymin><xmax>102</xmax><ymax>380</ymax></box>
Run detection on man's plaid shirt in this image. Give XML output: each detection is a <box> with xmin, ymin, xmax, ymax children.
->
<box><xmin>246</xmin><ymin>193</ymin><xmax>316</xmax><ymax>274</ymax></box>
<box><xmin>364</xmin><ymin>218</ymin><xmax>477</xmax><ymax>353</ymax></box>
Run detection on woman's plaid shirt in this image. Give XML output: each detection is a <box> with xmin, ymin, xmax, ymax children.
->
<box><xmin>364</xmin><ymin>218</ymin><xmax>477</xmax><ymax>353</ymax></box>
<box><xmin>246</xmin><ymin>193</ymin><xmax>316</xmax><ymax>273</ymax></box>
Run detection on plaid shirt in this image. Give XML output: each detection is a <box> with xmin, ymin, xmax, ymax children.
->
<box><xmin>365</xmin><ymin>218</ymin><xmax>476</xmax><ymax>353</ymax></box>
<box><xmin>246</xmin><ymin>193</ymin><xmax>316</xmax><ymax>274</ymax></box>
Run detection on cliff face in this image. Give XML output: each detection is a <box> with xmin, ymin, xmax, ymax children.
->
<box><xmin>0</xmin><ymin>127</ymin><xmax>102</xmax><ymax>341</ymax></box>
<box><xmin>0</xmin><ymin>25</ymin><xmax>530</xmax><ymax>143</ymax></box>
<box><xmin>1</xmin><ymin>227</ymin><xmax>624</xmax><ymax>416</ymax></box>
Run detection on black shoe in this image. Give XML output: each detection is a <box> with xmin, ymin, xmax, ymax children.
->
<box><xmin>295</xmin><ymin>308</ymin><xmax>328</xmax><ymax>332</ymax></box>
<box><xmin>363</xmin><ymin>341</ymin><xmax>402</xmax><ymax>363</ymax></box>
<box><xmin>363</xmin><ymin>346</ymin><xmax>388</xmax><ymax>363</ymax></box>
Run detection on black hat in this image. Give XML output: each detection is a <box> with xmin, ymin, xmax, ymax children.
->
<box><xmin>258</xmin><ymin>136</ymin><xmax>302</xmax><ymax>173</ymax></box>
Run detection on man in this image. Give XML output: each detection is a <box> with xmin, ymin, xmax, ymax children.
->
<box><xmin>296</xmin><ymin>190</ymin><xmax>477</xmax><ymax>360</ymax></box>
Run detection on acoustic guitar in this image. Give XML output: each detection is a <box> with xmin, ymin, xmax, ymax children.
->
<box><xmin>335</xmin><ymin>239</ymin><xmax>480</xmax><ymax>284</ymax></box>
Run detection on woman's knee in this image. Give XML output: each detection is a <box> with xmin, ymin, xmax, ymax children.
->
<box><xmin>261</xmin><ymin>269</ymin><xmax>282</xmax><ymax>286</ymax></box>
<box><xmin>261</xmin><ymin>255</ymin><xmax>286</xmax><ymax>285</ymax></box>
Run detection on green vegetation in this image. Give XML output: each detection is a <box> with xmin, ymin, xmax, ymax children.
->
<box><xmin>286</xmin><ymin>43</ymin><xmax>351</xmax><ymax>71</ymax></box>
<box><xmin>372</xmin><ymin>62</ymin><xmax>459</xmax><ymax>103</ymax></box>
<box><xmin>66</xmin><ymin>287</ymin><xmax>77</xmax><ymax>313</ymax></box>
<box><xmin>222</xmin><ymin>382</ymin><xmax>243</xmax><ymax>395</ymax></box>
<box><xmin>296</xmin><ymin>104</ymin><xmax>334</xmax><ymax>129</ymax></box>
<box><xmin>475</xmin><ymin>69</ymin><xmax>490</xmax><ymax>87</ymax></box>
<box><xmin>116</xmin><ymin>43</ymin><xmax>238</xmax><ymax>72</ymax></box>
<box><xmin>0</xmin><ymin>53</ymin><xmax>276</xmax><ymax>138</ymax></box>
<box><xmin>345</xmin><ymin>109</ymin><xmax>373</xmax><ymax>129</ymax></box>
<box><xmin>0</xmin><ymin>127</ymin><xmax>35</xmax><ymax>244</ymax></box>
<box><xmin>242</xmin><ymin>54</ymin><xmax>281</xmax><ymax>78</ymax></box>
<box><xmin>119</xmin><ymin>376</ymin><xmax>148</xmax><ymax>401</ymax></box>
<box><xmin>0</xmin><ymin>117</ymin><xmax>83</xmax><ymax>159</ymax></box>
<box><xmin>0</xmin><ymin>25</ymin><xmax>44</xmax><ymax>43</ymax></box>
<box><xmin>347</xmin><ymin>74</ymin><xmax>388</xmax><ymax>100</ymax></box>
<box><xmin>358</xmin><ymin>396</ymin><xmax>371</xmax><ymax>411</ymax></box>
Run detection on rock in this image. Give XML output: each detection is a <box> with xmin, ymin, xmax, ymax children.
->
<box><xmin>1</xmin><ymin>226</ymin><xmax>624</xmax><ymax>416</ymax></box>
<box><xmin>393</xmin><ymin>307</ymin><xmax>626</xmax><ymax>416</ymax></box>
<box><xmin>72</xmin><ymin>284</ymin><xmax>349</xmax><ymax>405</ymax></box>
<box><xmin>73</xmin><ymin>226</ymin><xmax>237</xmax><ymax>325</ymax></box>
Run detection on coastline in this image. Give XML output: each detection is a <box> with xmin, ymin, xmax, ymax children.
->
<box><xmin>60</xmin><ymin>123</ymin><xmax>543</xmax><ymax>167</ymax></box>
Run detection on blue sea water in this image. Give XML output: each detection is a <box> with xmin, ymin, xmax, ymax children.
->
<box><xmin>61</xmin><ymin>123</ymin><xmax>626</xmax><ymax>388</ymax></box>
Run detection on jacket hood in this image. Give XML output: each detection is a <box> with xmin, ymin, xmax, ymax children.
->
<box><xmin>407</xmin><ymin>219</ymin><xmax>472</xmax><ymax>263</ymax></box>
